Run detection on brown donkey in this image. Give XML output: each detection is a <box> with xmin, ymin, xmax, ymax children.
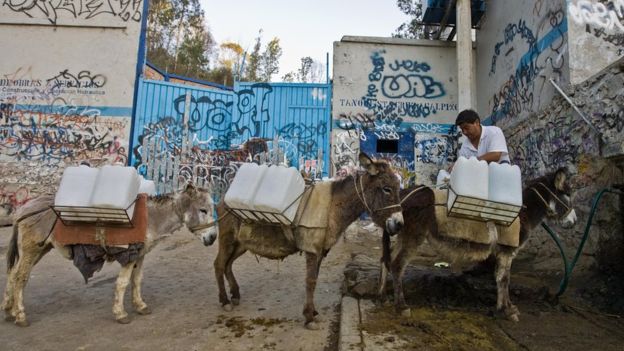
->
<box><xmin>207</xmin><ymin>153</ymin><xmax>404</xmax><ymax>329</ymax></box>
<box><xmin>379</xmin><ymin>168</ymin><xmax>577</xmax><ymax>321</ymax></box>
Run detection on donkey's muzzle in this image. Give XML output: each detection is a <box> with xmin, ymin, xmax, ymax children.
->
<box><xmin>561</xmin><ymin>209</ymin><xmax>577</xmax><ymax>229</ymax></box>
<box><xmin>385</xmin><ymin>211</ymin><xmax>404</xmax><ymax>235</ymax></box>
<box><xmin>201</xmin><ymin>227</ymin><xmax>218</xmax><ymax>246</ymax></box>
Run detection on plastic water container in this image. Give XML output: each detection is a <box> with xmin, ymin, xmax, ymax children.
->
<box><xmin>448</xmin><ymin>156</ymin><xmax>489</xmax><ymax>208</ymax></box>
<box><xmin>54</xmin><ymin>165</ymin><xmax>99</xmax><ymax>207</ymax></box>
<box><xmin>488</xmin><ymin>162</ymin><xmax>522</xmax><ymax>206</ymax></box>
<box><xmin>90</xmin><ymin>165</ymin><xmax>141</xmax><ymax>210</ymax></box>
<box><xmin>139</xmin><ymin>177</ymin><xmax>157</xmax><ymax>196</ymax></box>
<box><xmin>436</xmin><ymin>169</ymin><xmax>451</xmax><ymax>188</ymax></box>
<box><xmin>224</xmin><ymin>163</ymin><xmax>269</xmax><ymax>214</ymax></box>
<box><xmin>253</xmin><ymin>165</ymin><xmax>305</xmax><ymax>224</ymax></box>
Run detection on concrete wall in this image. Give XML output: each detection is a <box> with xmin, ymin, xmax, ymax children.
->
<box><xmin>476</xmin><ymin>0</ymin><xmax>570</xmax><ymax>127</ymax></box>
<box><xmin>568</xmin><ymin>0</ymin><xmax>624</xmax><ymax>85</ymax></box>
<box><xmin>506</xmin><ymin>58</ymin><xmax>624</xmax><ymax>271</ymax></box>
<box><xmin>332</xmin><ymin>36</ymin><xmax>464</xmax><ymax>184</ymax></box>
<box><xmin>0</xmin><ymin>1</ymin><xmax>144</xmax><ymax>210</ymax></box>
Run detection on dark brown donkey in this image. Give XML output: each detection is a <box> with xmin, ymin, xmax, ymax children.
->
<box><xmin>379</xmin><ymin>168</ymin><xmax>577</xmax><ymax>322</ymax></box>
<box><xmin>209</xmin><ymin>153</ymin><xmax>404</xmax><ymax>329</ymax></box>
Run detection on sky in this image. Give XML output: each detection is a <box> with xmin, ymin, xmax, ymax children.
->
<box><xmin>200</xmin><ymin>0</ymin><xmax>410</xmax><ymax>81</ymax></box>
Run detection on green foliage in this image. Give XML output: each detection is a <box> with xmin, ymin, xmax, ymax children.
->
<box><xmin>146</xmin><ymin>0</ymin><xmax>214</xmax><ymax>79</ymax></box>
<box><xmin>241</xmin><ymin>30</ymin><xmax>284</xmax><ymax>82</ymax></box>
<box><xmin>147</xmin><ymin>4</ymin><xmax>285</xmax><ymax>85</ymax></box>
<box><xmin>244</xmin><ymin>30</ymin><xmax>263</xmax><ymax>82</ymax></box>
<box><xmin>260</xmin><ymin>37</ymin><xmax>283</xmax><ymax>82</ymax></box>
<box><xmin>393</xmin><ymin>0</ymin><xmax>425</xmax><ymax>39</ymax></box>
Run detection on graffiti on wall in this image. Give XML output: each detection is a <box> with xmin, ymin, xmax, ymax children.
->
<box><xmin>568</xmin><ymin>0</ymin><xmax>624</xmax><ymax>33</ymax></box>
<box><xmin>569</xmin><ymin>0</ymin><xmax>624</xmax><ymax>56</ymax></box>
<box><xmin>133</xmin><ymin>80</ymin><xmax>331</xmax><ymax>186</ymax></box>
<box><xmin>361</xmin><ymin>50</ymin><xmax>451</xmax><ymax>125</ymax></box>
<box><xmin>1</xmin><ymin>67</ymin><xmax>127</xmax><ymax>165</ymax></box>
<box><xmin>488</xmin><ymin>8</ymin><xmax>568</xmax><ymax>124</ymax></box>
<box><xmin>2</xmin><ymin>0</ymin><xmax>143</xmax><ymax>25</ymax></box>
<box><xmin>414</xmin><ymin>134</ymin><xmax>457</xmax><ymax>165</ymax></box>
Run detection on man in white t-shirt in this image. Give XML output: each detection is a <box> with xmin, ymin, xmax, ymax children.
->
<box><xmin>455</xmin><ymin>109</ymin><xmax>510</xmax><ymax>163</ymax></box>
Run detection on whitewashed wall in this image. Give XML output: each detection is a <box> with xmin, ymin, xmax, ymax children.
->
<box><xmin>0</xmin><ymin>0</ymin><xmax>144</xmax><ymax>209</ymax></box>
<box><xmin>332</xmin><ymin>36</ymin><xmax>462</xmax><ymax>184</ymax></box>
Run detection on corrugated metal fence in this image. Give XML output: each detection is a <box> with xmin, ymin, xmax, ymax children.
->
<box><xmin>131</xmin><ymin>79</ymin><xmax>331</xmax><ymax>195</ymax></box>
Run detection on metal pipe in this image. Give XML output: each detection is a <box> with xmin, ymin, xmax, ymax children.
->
<box><xmin>549</xmin><ymin>78</ymin><xmax>602</xmax><ymax>137</ymax></box>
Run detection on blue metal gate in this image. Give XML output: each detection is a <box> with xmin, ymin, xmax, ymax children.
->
<box><xmin>131</xmin><ymin>78</ymin><xmax>331</xmax><ymax>185</ymax></box>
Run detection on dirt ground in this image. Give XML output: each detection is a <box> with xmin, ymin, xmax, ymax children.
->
<box><xmin>1</xmin><ymin>221</ymin><xmax>624</xmax><ymax>351</ymax></box>
<box><xmin>0</xmin><ymin>223</ymin><xmax>355</xmax><ymax>351</ymax></box>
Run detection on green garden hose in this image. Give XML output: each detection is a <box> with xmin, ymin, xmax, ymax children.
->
<box><xmin>542</xmin><ymin>188</ymin><xmax>623</xmax><ymax>297</ymax></box>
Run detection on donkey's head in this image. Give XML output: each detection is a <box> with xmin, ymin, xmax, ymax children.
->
<box><xmin>529</xmin><ymin>168</ymin><xmax>577</xmax><ymax>228</ymax></box>
<box><xmin>176</xmin><ymin>183</ymin><xmax>218</xmax><ymax>245</ymax></box>
<box><xmin>357</xmin><ymin>153</ymin><xmax>404</xmax><ymax>234</ymax></box>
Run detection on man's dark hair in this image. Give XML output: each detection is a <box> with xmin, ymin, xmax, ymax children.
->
<box><xmin>455</xmin><ymin>109</ymin><xmax>480</xmax><ymax>125</ymax></box>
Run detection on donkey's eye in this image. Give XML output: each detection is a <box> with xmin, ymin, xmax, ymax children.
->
<box><xmin>382</xmin><ymin>186</ymin><xmax>392</xmax><ymax>195</ymax></box>
<box><xmin>200</xmin><ymin>209</ymin><xmax>209</xmax><ymax>215</ymax></box>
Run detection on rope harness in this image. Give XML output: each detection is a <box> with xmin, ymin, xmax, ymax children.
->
<box><xmin>188</xmin><ymin>212</ymin><xmax>229</xmax><ymax>233</ymax></box>
<box><xmin>529</xmin><ymin>182</ymin><xmax>572</xmax><ymax>218</ymax></box>
<box><xmin>352</xmin><ymin>173</ymin><xmax>403</xmax><ymax>214</ymax></box>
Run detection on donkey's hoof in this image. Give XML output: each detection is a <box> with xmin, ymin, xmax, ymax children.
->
<box><xmin>231</xmin><ymin>298</ymin><xmax>240</xmax><ymax>306</ymax></box>
<box><xmin>305</xmin><ymin>321</ymin><xmax>320</xmax><ymax>330</ymax></box>
<box><xmin>400</xmin><ymin>308</ymin><xmax>411</xmax><ymax>318</ymax></box>
<box><xmin>15</xmin><ymin>319</ymin><xmax>30</xmax><ymax>327</ymax></box>
<box><xmin>137</xmin><ymin>306</ymin><xmax>152</xmax><ymax>315</ymax></box>
<box><xmin>116</xmin><ymin>316</ymin><xmax>132</xmax><ymax>324</ymax></box>
<box><xmin>222</xmin><ymin>303</ymin><xmax>233</xmax><ymax>312</ymax></box>
<box><xmin>313</xmin><ymin>314</ymin><xmax>325</xmax><ymax>323</ymax></box>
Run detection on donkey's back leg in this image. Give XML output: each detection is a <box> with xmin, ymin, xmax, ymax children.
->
<box><xmin>130</xmin><ymin>255</ymin><xmax>151</xmax><ymax>316</ymax></box>
<box><xmin>224</xmin><ymin>245</ymin><xmax>246</xmax><ymax>306</ymax></box>
<box><xmin>7</xmin><ymin>241</ymin><xmax>52</xmax><ymax>327</ymax></box>
<box><xmin>495</xmin><ymin>250</ymin><xmax>520</xmax><ymax>322</ymax></box>
<box><xmin>113</xmin><ymin>262</ymin><xmax>135</xmax><ymax>324</ymax></box>
<box><xmin>214</xmin><ymin>239</ymin><xmax>245</xmax><ymax>311</ymax></box>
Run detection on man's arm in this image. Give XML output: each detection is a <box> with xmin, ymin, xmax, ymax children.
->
<box><xmin>477</xmin><ymin>151</ymin><xmax>502</xmax><ymax>163</ymax></box>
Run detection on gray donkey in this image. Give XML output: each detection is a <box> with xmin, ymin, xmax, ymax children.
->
<box><xmin>2</xmin><ymin>184</ymin><xmax>217</xmax><ymax>326</ymax></box>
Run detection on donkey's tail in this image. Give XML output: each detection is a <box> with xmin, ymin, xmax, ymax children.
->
<box><xmin>7</xmin><ymin>224</ymin><xmax>19</xmax><ymax>271</ymax></box>
<box><xmin>381</xmin><ymin>229</ymin><xmax>392</xmax><ymax>270</ymax></box>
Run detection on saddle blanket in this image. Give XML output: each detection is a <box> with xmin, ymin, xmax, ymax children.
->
<box><xmin>54</xmin><ymin>194</ymin><xmax>148</xmax><ymax>245</ymax></box>
<box><xmin>434</xmin><ymin>190</ymin><xmax>520</xmax><ymax>247</ymax></box>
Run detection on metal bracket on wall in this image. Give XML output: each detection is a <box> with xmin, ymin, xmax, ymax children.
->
<box><xmin>549</xmin><ymin>78</ymin><xmax>603</xmax><ymax>138</ymax></box>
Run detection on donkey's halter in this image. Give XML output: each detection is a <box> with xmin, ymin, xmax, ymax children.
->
<box><xmin>188</xmin><ymin>212</ymin><xmax>229</xmax><ymax>233</ymax></box>
<box><xmin>353</xmin><ymin>173</ymin><xmax>402</xmax><ymax>214</ymax></box>
<box><xmin>529</xmin><ymin>182</ymin><xmax>572</xmax><ymax>217</ymax></box>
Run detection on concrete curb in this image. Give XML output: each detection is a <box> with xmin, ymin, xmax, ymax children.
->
<box><xmin>339</xmin><ymin>296</ymin><xmax>363</xmax><ymax>351</ymax></box>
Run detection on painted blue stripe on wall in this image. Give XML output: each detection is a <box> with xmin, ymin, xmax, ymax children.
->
<box><xmin>483</xmin><ymin>16</ymin><xmax>568</xmax><ymax>125</ymax></box>
<box><xmin>11</xmin><ymin>104</ymin><xmax>133</xmax><ymax>117</ymax></box>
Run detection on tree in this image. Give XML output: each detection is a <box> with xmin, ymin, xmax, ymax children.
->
<box><xmin>297</xmin><ymin>56</ymin><xmax>314</xmax><ymax>82</ymax></box>
<box><xmin>393</xmin><ymin>0</ymin><xmax>425</xmax><ymax>39</ymax></box>
<box><xmin>260</xmin><ymin>37</ymin><xmax>283</xmax><ymax>82</ymax></box>
<box><xmin>145</xmin><ymin>0</ymin><xmax>215</xmax><ymax>78</ymax></box>
<box><xmin>281</xmin><ymin>72</ymin><xmax>296</xmax><ymax>82</ymax></box>
<box><xmin>244</xmin><ymin>30</ymin><xmax>263</xmax><ymax>82</ymax></box>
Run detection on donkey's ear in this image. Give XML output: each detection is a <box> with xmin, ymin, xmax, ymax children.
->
<box><xmin>554</xmin><ymin>168</ymin><xmax>567</xmax><ymax>191</ymax></box>
<box><xmin>183</xmin><ymin>182</ymin><xmax>196</xmax><ymax>194</ymax></box>
<box><xmin>359</xmin><ymin>152</ymin><xmax>379</xmax><ymax>176</ymax></box>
